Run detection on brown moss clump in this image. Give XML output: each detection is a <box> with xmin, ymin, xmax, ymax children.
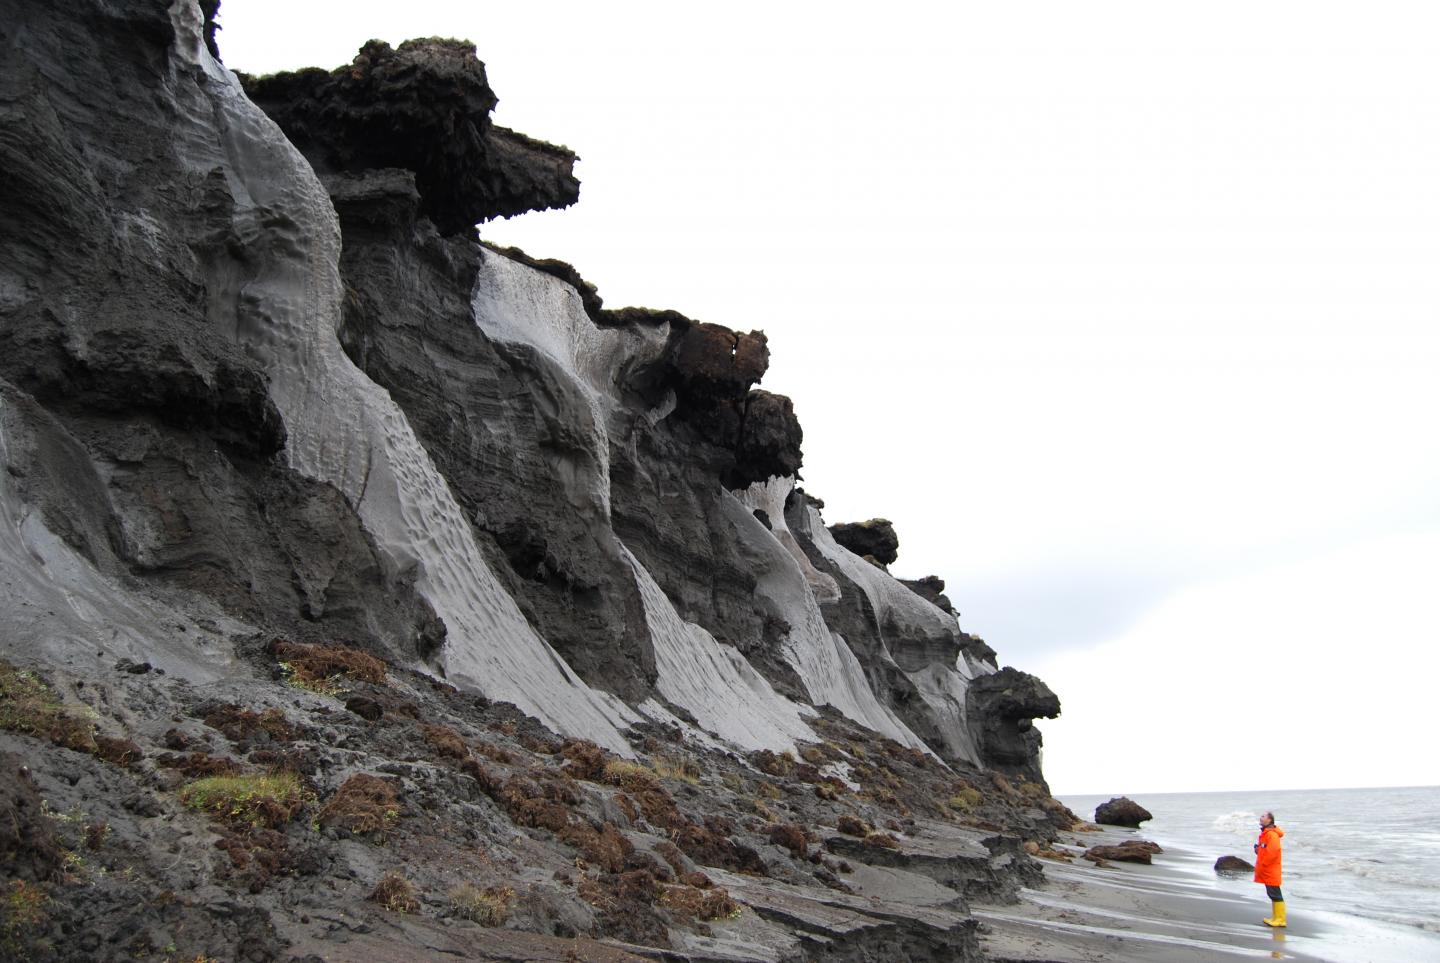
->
<box><xmin>93</xmin><ymin>735</ymin><xmax>143</xmax><ymax>768</ymax></box>
<box><xmin>561</xmin><ymin>821</ymin><xmax>632</xmax><ymax>874</ymax></box>
<box><xmin>421</xmin><ymin>724</ymin><xmax>467</xmax><ymax>760</ymax></box>
<box><xmin>865</xmin><ymin>832</ymin><xmax>902</xmax><ymax>850</ymax></box>
<box><xmin>369</xmin><ymin>872</ymin><xmax>419</xmax><ymax>914</ymax></box>
<box><xmin>203</xmin><ymin>705</ymin><xmax>294</xmax><ymax>744</ymax></box>
<box><xmin>653</xmin><ymin>840</ymin><xmax>688</xmax><ymax>877</ymax></box>
<box><xmin>836</xmin><ymin>814</ymin><xmax>868</xmax><ymax>837</ymax></box>
<box><xmin>659</xmin><ymin>882</ymin><xmax>740</xmax><ymax>921</ymax></box>
<box><xmin>767</xmin><ymin>823</ymin><xmax>809</xmax><ymax>859</ymax></box>
<box><xmin>750</xmin><ymin>749</ymin><xmax>794</xmax><ymax>778</ymax></box>
<box><xmin>271</xmin><ymin>639</ymin><xmax>386</xmax><ymax>694</ymax></box>
<box><xmin>317</xmin><ymin>774</ymin><xmax>401</xmax><ymax>836</ymax></box>
<box><xmin>555</xmin><ymin>737</ymin><xmax>607</xmax><ymax>783</ymax></box>
<box><xmin>990</xmin><ymin>771</ymin><xmax>1018</xmax><ymax>799</ymax></box>
<box><xmin>671</xmin><ymin>821</ymin><xmax>767</xmax><ymax>876</ymax></box>
<box><xmin>1040</xmin><ymin>796</ymin><xmax>1082</xmax><ymax>829</ymax></box>
<box><xmin>214</xmin><ymin>827</ymin><xmax>311</xmax><ymax>893</ymax></box>
<box><xmin>579</xmin><ymin>870</ymin><xmax>670</xmax><ymax>947</ymax></box>
<box><xmin>473</xmin><ymin>740</ymin><xmax>515</xmax><ymax>764</ymax></box>
<box><xmin>631</xmin><ymin>784</ymin><xmax>684</xmax><ymax>830</ymax></box>
<box><xmin>468</xmin><ymin>768</ymin><xmax>574</xmax><ymax>833</ymax></box>
<box><xmin>157</xmin><ymin>751</ymin><xmax>243</xmax><ymax>779</ymax></box>
<box><xmin>519</xmin><ymin>734</ymin><xmax>561</xmax><ymax>755</ymax></box>
<box><xmin>448</xmin><ymin>883</ymin><xmax>514</xmax><ymax>926</ymax></box>
<box><xmin>615</xmin><ymin>793</ymin><xmax>641</xmax><ymax>825</ymax></box>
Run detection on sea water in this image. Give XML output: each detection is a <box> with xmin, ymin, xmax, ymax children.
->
<box><xmin>1062</xmin><ymin>786</ymin><xmax>1440</xmax><ymax>947</ymax></box>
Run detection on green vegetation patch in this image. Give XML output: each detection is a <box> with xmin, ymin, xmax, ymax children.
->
<box><xmin>1</xmin><ymin>879</ymin><xmax>49</xmax><ymax>959</ymax></box>
<box><xmin>948</xmin><ymin>787</ymin><xmax>983</xmax><ymax>813</ymax></box>
<box><xmin>180</xmin><ymin>773</ymin><xmax>308</xmax><ymax>828</ymax></box>
<box><xmin>0</xmin><ymin>661</ymin><xmax>97</xmax><ymax>753</ymax></box>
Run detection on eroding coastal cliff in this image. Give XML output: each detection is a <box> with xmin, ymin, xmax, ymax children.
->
<box><xmin>0</xmin><ymin>3</ymin><xmax>1068</xmax><ymax>959</ymax></box>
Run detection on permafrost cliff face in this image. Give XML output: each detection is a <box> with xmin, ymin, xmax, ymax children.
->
<box><xmin>0</xmin><ymin>3</ymin><xmax>1069</xmax><ymax>960</ymax></box>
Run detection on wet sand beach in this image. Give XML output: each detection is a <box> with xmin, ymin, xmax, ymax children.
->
<box><xmin>976</xmin><ymin>824</ymin><xmax>1438</xmax><ymax>962</ymax></box>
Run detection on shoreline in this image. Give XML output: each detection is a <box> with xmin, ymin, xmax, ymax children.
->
<box><xmin>975</xmin><ymin>823</ymin><xmax>1437</xmax><ymax>962</ymax></box>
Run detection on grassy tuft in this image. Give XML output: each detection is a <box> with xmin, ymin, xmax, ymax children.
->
<box><xmin>180</xmin><ymin>773</ymin><xmax>308</xmax><ymax>828</ymax></box>
<box><xmin>369</xmin><ymin>872</ymin><xmax>419</xmax><ymax>914</ymax></box>
<box><xmin>603</xmin><ymin>759</ymin><xmax>659</xmax><ymax>791</ymax></box>
<box><xmin>651</xmin><ymin>755</ymin><xmax>701</xmax><ymax>784</ymax></box>
<box><xmin>448</xmin><ymin>883</ymin><xmax>514</xmax><ymax>926</ymax></box>
<box><xmin>947</xmin><ymin>787</ymin><xmax>982</xmax><ymax>813</ymax></box>
<box><xmin>316</xmin><ymin>773</ymin><xmax>401</xmax><ymax>836</ymax></box>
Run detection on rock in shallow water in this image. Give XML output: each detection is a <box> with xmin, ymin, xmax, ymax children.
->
<box><xmin>1094</xmin><ymin>796</ymin><xmax>1153</xmax><ymax>827</ymax></box>
<box><xmin>1215</xmin><ymin>855</ymin><xmax>1255</xmax><ymax>874</ymax></box>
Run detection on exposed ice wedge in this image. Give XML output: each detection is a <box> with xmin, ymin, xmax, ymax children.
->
<box><xmin>178</xmin><ymin>15</ymin><xmax>636</xmax><ymax>754</ymax></box>
<box><xmin>624</xmin><ymin>546</ymin><xmax>815</xmax><ymax>752</ymax></box>
<box><xmin>806</xmin><ymin>504</ymin><xmax>987</xmax><ymax>764</ymax></box>
<box><xmin>733</xmin><ymin>478</ymin><xmax>934</xmax><ymax>751</ymax></box>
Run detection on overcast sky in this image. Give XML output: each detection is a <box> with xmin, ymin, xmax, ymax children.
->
<box><xmin>218</xmin><ymin>1</ymin><xmax>1440</xmax><ymax>794</ymax></box>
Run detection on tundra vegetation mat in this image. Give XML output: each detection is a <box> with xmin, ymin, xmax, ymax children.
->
<box><xmin>0</xmin><ymin>650</ymin><xmax>1077</xmax><ymax>962</ymax></box>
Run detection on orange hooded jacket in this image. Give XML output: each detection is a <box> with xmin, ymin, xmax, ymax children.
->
<box><xmin>1253</xmin><ymin>825</ymin><xmax>1284</xmax><ymax>886</ymax></box>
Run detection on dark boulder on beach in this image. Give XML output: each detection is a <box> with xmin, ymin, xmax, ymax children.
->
<box><xmin>1215</xmin><ymin>855</ymin><xmax>1255</xmax><ymax>875</ymax></box>
<box><xmin>1095</xmin><ymin>796</ymin><xmax>1153</xmax><ymax>827</ymax></box>
<box><xmin>1083</xmin><ymin>841</ymin><xmax>1159</xmax><ymax>864</ymax></box>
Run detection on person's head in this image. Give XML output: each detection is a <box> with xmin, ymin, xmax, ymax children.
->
<box><xmin>1259</xmin><ymin>811</ymin><xmax>1275</xmax><ymax>828</ymax></box>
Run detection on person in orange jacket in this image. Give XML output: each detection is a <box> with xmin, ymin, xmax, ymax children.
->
<box><xmin>1254</xmin><ymin>810</ymin><xmax>1286</xmax><ymax>927</ymax></box>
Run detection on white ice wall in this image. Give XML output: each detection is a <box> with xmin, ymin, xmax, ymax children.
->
<box><xmin>805</xmin><ymin>505</ymin><xmax>987</xmax><ymax>764</ymax></box>
<box><xmin>471</xmin><ymin>252</ymin><xmax>821</xmax><ymax>752</ymax></box>
<box><xmin>126</xmin><ymin>3</ymin><xmax>998</xmax><ymax>765</ymax></box>
<box><xmin>173</xmin><ymin>2</ymin><xmax>638</xmax><ymax>754</ymax></box>
<box><xmin>623</xmin><ymin>546</ymin><xmax>815</xmax><ymax>752</ymax></box>
<box><xmin>732</xmin><ymin>479</ymin><xmax>932</xmax><ymax>752</ymax></box>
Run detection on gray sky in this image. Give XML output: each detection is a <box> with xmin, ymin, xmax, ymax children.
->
<box><xmin>219</xmin><ymin>1</ymin><xmax>1440</xmax><ymax>793</ymax></box>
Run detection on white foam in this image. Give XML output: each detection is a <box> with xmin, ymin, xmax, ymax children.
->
<box><xmin>1212</xmin><ymin>810</ymin><xmax>1262</xmax><ymax>835</ymax></box>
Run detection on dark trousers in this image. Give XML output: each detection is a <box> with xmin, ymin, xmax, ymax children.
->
<box><xmin>1266</xmin><ymin>885</ymin><xmax>1284</xmax><ymax>901</ymax></box>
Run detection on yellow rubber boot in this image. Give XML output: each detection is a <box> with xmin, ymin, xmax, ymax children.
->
<box><xmin>1263</xmin><ymin>901</ymin><xmax>1287</xmax><ymax>927</ymax></box>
